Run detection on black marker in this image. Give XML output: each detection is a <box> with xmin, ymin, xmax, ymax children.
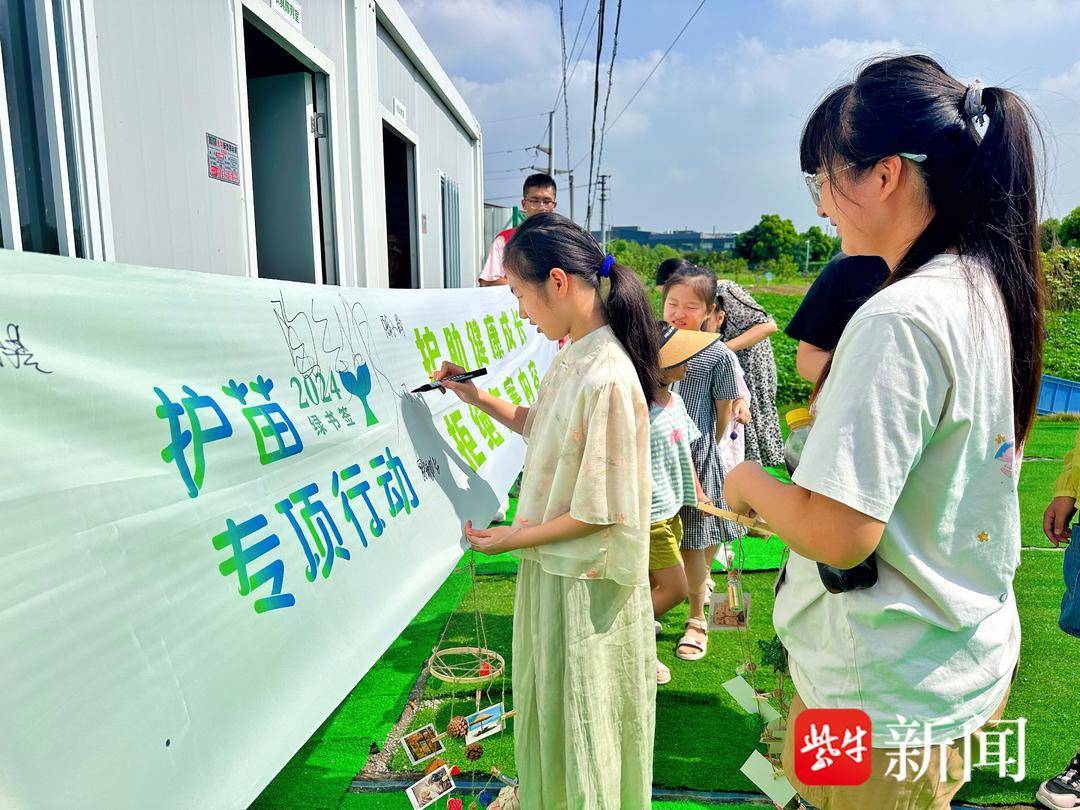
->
<box><xmin>411</xmin><ymin>367</ymin><xmax>488</xmax><ymax>393</ymax></box>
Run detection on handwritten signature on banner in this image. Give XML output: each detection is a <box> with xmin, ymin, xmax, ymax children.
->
<box><xmin>1</xmin><ymin>323</ymin><xmax>51</xmax><ymax>374</ymax></box>
<box><xmin>151</xmin><ymin>301</ymin><xmax>542</xmax><ymax>616</ymax></box>
<box><xmin>413</xmin><ymin>307</ymin><xmax>542</xmax><ymax>471</ymax></box>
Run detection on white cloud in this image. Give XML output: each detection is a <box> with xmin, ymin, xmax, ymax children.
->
<box><xmin>398</xmin><ymin>0</ymin><xmax>560</xmax><ymax>79</ymax></box>
<box><xmin>1042</xmin><ymin>61</ymin><xmax>1080</xmax><ymax>96</ymax></box>
<box><xmin>782</xmin><ymin>0</ymin><xmax>1080</xmax><ymax>34</ymax></box>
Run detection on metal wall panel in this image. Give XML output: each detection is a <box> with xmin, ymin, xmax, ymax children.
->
<box><xmin>91</xmin><ymin>0</ymin><xmax>251</xmax><ymax>276</ymax></box>
<box><xmin>376</xmin><ymin>21</ymin><xmax>478</xmax><ymax>288</ymax></box>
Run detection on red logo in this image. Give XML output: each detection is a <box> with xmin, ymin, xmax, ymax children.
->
<box><xmin>793</xmin><ymin>709</ymin><xmax>872</xmax><ymax>785</ymax></box>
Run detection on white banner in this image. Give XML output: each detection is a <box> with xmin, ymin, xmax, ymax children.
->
<box><xmin>0</xmin><ymin>250</ymin><xmax>555</xmax><ymax>809</ymax></box>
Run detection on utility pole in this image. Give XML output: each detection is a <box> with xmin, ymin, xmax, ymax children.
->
<box><xmin>547</xmin><ymin>110</ymin><xmax>554</xmax><ymax>175</ymax></box>
<box><xmin>598</xmin><ymin>174</ymin><xmax>611</xmax><ymax>250</ymax></box>
<box><xmin>804</xmin><ymin>239</ymin><xmax>810</xmax><ymax>274</ymax></box>
<box><xmin>568</xmin><ymin>171</ymin><xmax>575</xmax><ymax>223</ymax></box>
<box><xmin>535</xmin><ymin>111</ymin><xmax>555</xmax><ymax>176</ymax></box>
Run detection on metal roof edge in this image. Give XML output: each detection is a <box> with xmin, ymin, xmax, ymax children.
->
<box><xmin>374</xmin><ymin>0</ymin><xmax>481</xmax><ymax>142</ymax></box>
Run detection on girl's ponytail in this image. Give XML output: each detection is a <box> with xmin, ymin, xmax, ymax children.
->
<box><xmin>601</xmin><ymin>261</ymin><xmax>661</xmax><ymax>401</ymax></box>
<box><xmin>504</xmin><ymin>212</ymin><xmax>660</xmax><ymax>399</ymax></box>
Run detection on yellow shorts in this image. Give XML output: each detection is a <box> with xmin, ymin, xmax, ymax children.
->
<box><xmin>649</xmin><ymin>515</ymin><xmax>684</xmax><ymax>571</ymax></box>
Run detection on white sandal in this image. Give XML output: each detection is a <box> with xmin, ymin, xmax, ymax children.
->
<box><xmin>656</xmin><ymin>659</ymin><xmax>671</xmax><ymax>685</ymax></box>
<box><xmin>676</xmin><ymin>617</ymin><xmax>708</xmax><ymax>661</ymax></box>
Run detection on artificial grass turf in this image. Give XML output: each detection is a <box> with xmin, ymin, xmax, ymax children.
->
<box><xmin>1026</xmin><ymin>418</ymin><xmax>1079</xmax><ymax>459</ymax></box>
<box><xmin>1020</xmin><ymin>460</ymin><xmax>1070</xmax><ymax>548</ymax></box>
<box><xmin>387</xmin><ymin>570</ymin><xmax>793</xmax><ymax>796</ymax></box>
<box><xmin>375</xmin><ymin>550</ymin><xmax>1077</xmax><ymax>807</ymax></box>
<box><xmin>957</xmin><ymin>547</ymin><xmax>1077</xmax><ymax>805</ymax></box>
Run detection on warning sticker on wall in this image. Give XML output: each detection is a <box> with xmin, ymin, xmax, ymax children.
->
<box><xmin>207</xmin><ymin>133</ymin><xmax>240</xmax><ymax>185</ymax></box>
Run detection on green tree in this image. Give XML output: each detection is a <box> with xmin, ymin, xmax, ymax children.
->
<box><xmin>1059</xmin><ymin>206</ymin><xmax>1080</xmax><ymax>248</ymax></box>
<box><xmin>734</xmin><ymin>214</ymin><xmax>800</xmax><ymax>264</ymax></box>
<box><xmin>798</xmin><ymin>225</ymin><xmax>836</xmax><ymax>266</ymax></box>
<box><xmin>1040</xmin><ymin>218</ymin><xmax>1061</xmax><ymax>252</ymax></box>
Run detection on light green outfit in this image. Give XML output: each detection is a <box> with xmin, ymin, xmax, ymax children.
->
<box><xmin>513</xmin><ymin>324</ymin><xmax>655</xmax><ymax>809</ymax></box>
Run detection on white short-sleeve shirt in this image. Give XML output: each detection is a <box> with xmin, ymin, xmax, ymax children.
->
<box><xmin>776</xmin><ymin>254</ymin><xmax>1021</xmax><ymax>747</ymax></box>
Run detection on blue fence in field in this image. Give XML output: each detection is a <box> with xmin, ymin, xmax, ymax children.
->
<box><xmin>1038</xmin><ymin>374</ymin><xmax>1080</xmax><ymax>415</ymax></box>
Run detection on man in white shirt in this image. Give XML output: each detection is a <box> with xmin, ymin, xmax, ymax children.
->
<box><xmin>478</xmin><ymin>173</ymin><xmax>557</xmax><ymax>286</ymax></box>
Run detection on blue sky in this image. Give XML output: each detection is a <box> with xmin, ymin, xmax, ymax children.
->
<box><xmin>402</xmin><ymin>0</ymin><xmax>1080</xmax><ymax>234</ymax></box>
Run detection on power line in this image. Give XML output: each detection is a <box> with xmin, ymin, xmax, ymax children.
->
<box><xmin>604</xmin><ymin>0</ymin><xmax>706</xmax><ymax>135</ymax></box>
<box><xmin>484</xmin><ymin>166</ymin><xmax>533</xmax><ymax>176</ymax></box>
<box><xmin>584</xmin><ymin>0</ymin><xmax>606</xmax><ymax>229</ymax></box>
<box><xmin>562</xmin><ymin>9</ymin><xmax>599</xmax><ymax>105</ymax></box>
<box><xmin>589</xmin><ymin>0</ymin><xmax>621</xmax><ymax>218</ymax></box>
<box><xmin>483</xmin><ymin>146</ymin><xmax>536</xmax><ymax>156</ymax></box>
<box><xmin>552</xmin><ymin>1</ymin><xmax>593</xmax><ymax>111</ymax></box>
<box><xmin>570</xmin><ymin>0</ymin><xmax>707</xmax><ymax>174</ymax></box>
<box><xmin>481</xmin><ymin>111</ymin><xmax>548</xmax><ymax>125</ymax></box>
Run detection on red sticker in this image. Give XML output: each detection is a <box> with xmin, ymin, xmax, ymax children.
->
<box><xmin>793</xmin><ymin>709</ymin><xmax>872</xmax><ymax>786</ymax></box>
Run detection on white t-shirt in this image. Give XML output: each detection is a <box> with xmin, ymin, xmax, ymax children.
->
<box><xmin>776</xmin><ymin>253</ymin><xmax>1021</xmax><ymax>747</ymax></box>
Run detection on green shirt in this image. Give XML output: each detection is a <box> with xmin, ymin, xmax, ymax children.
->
<box><xmin>648</xmin><ymin>392</ymin><xmax>701</xmax><ymax>523</ymax></box>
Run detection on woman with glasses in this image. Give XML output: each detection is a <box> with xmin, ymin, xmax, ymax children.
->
<box><xmin>725</xmin><ymin>54</ymin><xmax>1044</xmax><ymax>808</ymax></box>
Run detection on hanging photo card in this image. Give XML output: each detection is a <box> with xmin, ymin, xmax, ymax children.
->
<box><xmin>405</xmin><ymin>765</ymin><xmax>456</xmax><ymax>810</ymax></box>
<box><xmin>464</xmin><ymin>702</ymin><xmax>505</xmax><ymax>745</ymax></box>
<box><xmin>402</xmin><ymin>723</ymin><xmax>446</xmax><ymax>766</ymax></box>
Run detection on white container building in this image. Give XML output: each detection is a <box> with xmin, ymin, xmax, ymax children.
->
<box><xmin>0</xmin><ymin>0</ymin><xmax>483</xmax><ymax>288</ymax></box>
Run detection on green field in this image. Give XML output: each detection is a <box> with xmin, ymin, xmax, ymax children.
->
<box><xmin>254</xmin><ymin>284</ymin><xmax>1078</xmax><ymax>809</ymax></box>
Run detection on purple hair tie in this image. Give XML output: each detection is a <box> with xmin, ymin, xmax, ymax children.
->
<box><xmin>598</xmin><ymin>254</ymin><xmax>615</xmax><ymax>278</ymax></box>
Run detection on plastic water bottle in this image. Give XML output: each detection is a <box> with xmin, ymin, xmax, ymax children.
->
<box><xmin>783</xmin><ymin>408</ymin><xmax>813</xmax><ymax>476</ymax></box>
<box><xmin>784</xmin><ymin>408</ymin><xmax>878</xmax><ymax>594</ymax></box>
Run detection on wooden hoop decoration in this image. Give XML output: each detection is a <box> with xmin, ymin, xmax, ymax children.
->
<box><xmin>427</xmin><ymin>646</ymin><xmax>506</xmax><ymax>684</ymax></box>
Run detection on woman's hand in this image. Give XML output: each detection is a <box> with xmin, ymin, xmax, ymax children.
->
<box><xmin>1044</xmin><ymin>496</ymin><xmax>1076</xmax><ymax>547</ymax></box>
<box><xmin>434</xmin><ymin>361</ymin><xmax>481</xmax><ymax>406</ymax></box>
<box><xmin>733</xmin><ymin>398</ymin><xmax>752</xmax><ymax>425</ymax></box>
<box><xmin>464</xmin><ymin>520</ymin><xmax>520</xmax><ymax>555</ymax></box>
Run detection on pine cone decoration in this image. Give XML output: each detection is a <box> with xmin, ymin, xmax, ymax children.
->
<box><xmin>447</xmin><ymin>715</ymin><xmax>468</xmax><ymax>739</ymax></box>
<box><xmin>465</xmin><ymin>742</ymin><xmax>484</xmax><ymax>761</ymax></box>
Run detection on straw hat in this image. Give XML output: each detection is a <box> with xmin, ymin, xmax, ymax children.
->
<box><xmin>658</xmin><ymin>324</ymin><xmax>722</xmax><ymax>369</ymax></box>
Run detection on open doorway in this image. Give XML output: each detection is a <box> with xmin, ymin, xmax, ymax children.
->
<box><xmin>382</xmin><ymin>125</ymin><xmax>417</xmax><ymax>289</ymax></box>
<box><xmin>243</xmin><ymin>18</ymin><xmax>336</xmax><ymax>284</ymax></box>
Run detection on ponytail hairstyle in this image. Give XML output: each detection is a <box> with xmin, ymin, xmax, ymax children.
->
<box><xmin>504</xmin><ymin>212</ymin><xmax>660</xmax><ymax>399</ymax></box>
<box><xmin>800</xmin><ymin>54</ymin><xmax>1045</xmax><ymax>440</ymax></box>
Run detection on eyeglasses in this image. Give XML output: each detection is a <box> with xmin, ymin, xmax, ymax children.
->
<box><xmin>804</xmin><ymin>153</ymin><xmax>927</xmax><ymax>208</ymax></box>
<box><xmin>523</xmin><ymin>196</ymin><xmax>556</xmax><ymax>208</ymax></box>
